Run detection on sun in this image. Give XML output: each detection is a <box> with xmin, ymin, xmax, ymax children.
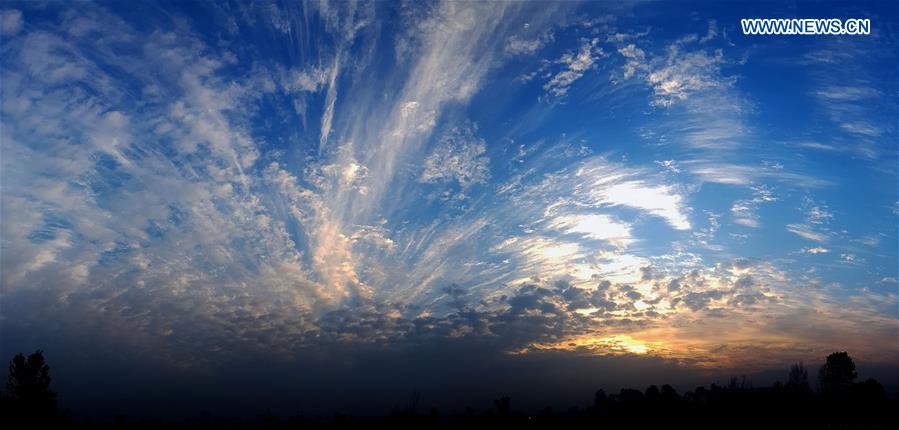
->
<box><xmin>623</xmin><ymin>341</ymin><xmax>649</xmax><ymax>354</ymax></box>
<box><xmin>606</xmin><ymin>335</ymin><xmax>650</xmax><ymax>354</ymax></box>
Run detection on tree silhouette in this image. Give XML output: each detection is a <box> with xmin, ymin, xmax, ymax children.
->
<box><xmin>492</xmin><ymin>396</ymin><xmax>510</xmax><ymax>417</ymax></box>
<box><xmin>3</xmin><ymin>350</ymin><xmax>57</xmax><ymax>423</ymax></box>
<box><xmin>407</xmin><ymin>390</ymin><xmax>421</xmax><ymax>415</ymax></box>
<box><xmin>787</xmin><ymin>362</ymin><xmax>810</xmax><ymax>392</ymax></box>
<box><xmin>592</xmin><ymin>389</ymin><xmax>611</xmax><ymax>415</ymax></box>
<box><xmin>818</xmin><ymin>351</ymin><xmax>857</xmax><ymax>394</ymax></box>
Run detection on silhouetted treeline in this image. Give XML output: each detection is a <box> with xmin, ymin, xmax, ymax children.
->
<box><xmin>0</xmin><ymin>350</ymin><xmax>58</xmax><ymax>427</ymax></box>
<box><xmin>1</xmin><ymin>350</ymin><xmax>896</xmax><ymax>429</ymax></box>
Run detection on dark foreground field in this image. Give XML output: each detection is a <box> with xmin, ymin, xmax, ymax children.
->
<box><xmin>2</xmin><ymin>351</ymin><xmax>896</xmax><ymax>429</ymax></box>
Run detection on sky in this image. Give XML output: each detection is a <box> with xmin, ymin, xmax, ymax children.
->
<box><xmin>1</xmin><ymin>0</ymin><xmax>898</xmax><ymax>419</ymax></box>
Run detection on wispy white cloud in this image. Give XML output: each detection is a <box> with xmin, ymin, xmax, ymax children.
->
<box><xmin>647</xmin><ymin>48</ymin><xmax>729</xmax><ymax>107</ymax></box>
<box><xmin>785</xmin><ymin>197</ymin><xmax>833</xmax><ymax>243</ymax></box>
<box><xmin>803</xmin><ymin>39</ymin><xmax>896</xmax><ymax>158</ymax></box>
<box><xmin>420</xmin><ymin>125</ymin><xmax>491</xmax><ymax>188</ymax></box>
<box><xmin>591</xmin><ymin>180</ymin><xmax>691</xmax><ymax>230</ymax></box>
<box><xmin>0</xmin><ymin>8</ymin><xmax>22</xmax><ymax>35</ymax></box>
<box><xmin>616</xmin><ymin>32</ymin><xmax>732</xmax><ymax>108</ymax></box>
<box><xmin>787</xmin><ymin>224</ymin><xmax>828</xmax><ymax>242</ymax></box>
<box><xmin>854</xmin><ymin>234</ymin><xmax>882</xmax><ymax>247</ymax></box>
<box><xmin>503</xmin><ymin>153</ymin><xmax>692</xmax><ymax>232</ymax></box>
<box><xmin>730</xmin><ymin>185</ymin><xmax>775</xmax><ymax>229</ymax></box>
<box><xmin>654</xmin><ymin>159</ymin><xmax>681</xmax><ymax>174</ymax></box>
<box><xmin>505</xmin><ymin>31</ymin><xmax>554</xmax><ymax>56</ymax></box>
<box><xmin>547</xmin><ymin>214</ymin><xmax>632</xmax><ymax>246</ymax></box>
<box><xmin>687</xmin><ymin>162</ymin><xmax>828</xmax><ymax>188</ymax></box>
<box><xmin>543</xmin><ymin>38</ymin><xmax>604</xmax><ymax>97</ymax></box>
<box><xmin>613</xmin><ymin>27</ymin><xmax>756</xmax><ymax>160</ymax></box>
<box><xmin>319</xmin><ymin>51</ymin><xmax>340</xmax><ymax>151</ymax></box>
<box><xmin>350</xmin><ymin>1</ymin><xmax>518</xmax><ymax>217</ymax></box>
<box><xmin>698</xmin><ymin>20</ymin><xmax>717</xmax><ymax>44</ymax></box>
<box><xmin>803</xmin><ymin>246</ymin><xmax>829</xmax><ymax>254</ymax></box>
<box><xmin>618</xmin><ymin>43</ymin><xmax>646</xmax><ymax>80</ymax></box>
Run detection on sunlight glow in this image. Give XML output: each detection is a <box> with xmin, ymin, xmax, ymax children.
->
<box><xmin>531</xmin><ymin>334</ymin><xmax>653</xmax><ymax>356</ymax></box>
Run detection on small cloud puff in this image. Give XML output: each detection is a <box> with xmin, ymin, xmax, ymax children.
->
<box><xmin>420</xmin><ymin>125</ymin><xmax>491</xmax><ymax>189</ymax></box>
<box><xmin>543</xmin><ymin>38</ymin><xmax>604</xmax><ymax>97</ymax></box>
<box><xmin>0</xmin><ymin>9</ymin><xmax>22</xmax><ymax>36</ymax></box>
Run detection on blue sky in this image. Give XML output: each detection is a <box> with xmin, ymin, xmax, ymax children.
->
<box><xmin>1</xmin><ymin>0</ymin><xmax>897</xmax><ymax>388</ymax></box>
